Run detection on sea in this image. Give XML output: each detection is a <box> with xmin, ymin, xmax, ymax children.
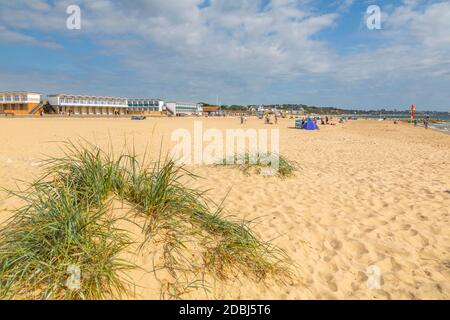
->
<box><xmin>429</xmin><ymin>121</ymin><xmax>450</xmax><ymax>134</ymax></box>
<box><xmin>361</xmin><ymin>114</ymin><xmax>450</xmax><ymax>134</ymax></box>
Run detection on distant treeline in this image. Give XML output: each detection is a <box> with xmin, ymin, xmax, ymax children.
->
<box><xmin>199</xmin><ymin>102</ymin><xmax>447</xmax><ymax>115</ymax></box>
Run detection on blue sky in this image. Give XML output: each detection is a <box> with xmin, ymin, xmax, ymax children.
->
<box><xmin>0</xmin><ymin>0</ymin><xmax>449</xmax><ymax>111</ymax></box>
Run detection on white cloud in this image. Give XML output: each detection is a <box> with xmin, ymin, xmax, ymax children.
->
<box><xmin>0</xmin><ymin>0</ymin><xmax>449</xmax><ymax>108</ymax></box>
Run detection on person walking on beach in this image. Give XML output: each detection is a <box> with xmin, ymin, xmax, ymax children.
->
<box><xmin>424</xmin><ymin>117</ymin><xmax>430</xmax><ymax>129</ymax></box>
<box><xmin>274</xmin><ymin>114</ymin><xmax>278</xmax><ymax>124</ymax></box>
<box><xmin>240</xmin><ymin>115</ymin><xmax>244</xmax><ymax>125</ymax></box>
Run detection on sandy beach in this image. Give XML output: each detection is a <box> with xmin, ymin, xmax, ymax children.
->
<box><xmin>0</xmin><ymin>117</ymin><xmax>449</xmax><ymax>300</ymax></box>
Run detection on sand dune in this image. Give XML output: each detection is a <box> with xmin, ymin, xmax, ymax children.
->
<box><xmin>0</xmin><ymin>117</ymin><xmax>449</xmax><ymax>299</ymax></box>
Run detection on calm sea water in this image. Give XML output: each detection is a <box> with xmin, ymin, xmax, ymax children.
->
<box><xmin>361</xmin><ymin>114</ymin><xmax>450</xmax><ymax>134</ymax></box>
<box><xmin>362</xmin><ymin>114</ymin><xmax>450</xmax><ymax>121</ymax></box>
<box><xmin>429</xmin><ymin>121</ymin><xmax>450</xmax><ymax>134</ymax></box>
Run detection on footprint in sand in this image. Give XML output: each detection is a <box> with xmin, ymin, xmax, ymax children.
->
<box><xmin>347</xmin><ymin>240</ymin><xmax>369</xmax><ymax>258</ymax></box>
<box><xmin>320</xmin><ymin>273</ymin><xmax>339</xmax><ymax>292</ymax></box>
<box><xmin>356</xmin><ymin>271</ymin><xmax>369</xmax><ymax>283</ymax></box>
<box><xmin>419</xmin><ymin>235</ymin><xmax>430</xmax><ymax>247</ymax></box>
<box><xmin>401</xmin><ymin>224</ymin><xmax>411</xmax><ymax>231</ymax></box>
<box><xmin>322</xmin><ymin>251</ymin><xmax>335</xmax><ymax>262</ymax></box>
<box><xmin>364</xmin><ymin>227</ymin><xmax>375</xmax><ymax>233</ymax></box>
<box><xmin>327</xmin><ymin>278</ymin><xmax>338</xmax><ymax>292</ymax></box>
<box><xmin>328</xmin><ymin>239</ymin><xmax>343</xmax><ymax>250</ymax></box>
<box><xmin>390</xmin><ymin>257</ymin><xmax>402</xmax><ymax>272</ymax></box>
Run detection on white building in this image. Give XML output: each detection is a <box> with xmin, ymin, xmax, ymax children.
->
<box><xmin>48</xmin><ymin>94</ymin><xmax>128</xmax><ymax>115</ymax></box>
<box><xmin>127</xmin><ymin>99</ymin><xmax>164</xmax><ymax>115</ymax></box>
<box><xmin>165</xmin><ymin>101</ymin><xmax>202</xmax><ymax>116</ymax></box>
<box><xmin>0</xmin><ymin>92</ymin><xmax>42</xmax><ymax>115</ymax></box>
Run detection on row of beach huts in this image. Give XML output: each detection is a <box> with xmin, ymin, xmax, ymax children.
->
<box><xmin>0</xmin><ymin>91</ymin><xmax>220</xmax><ymax>117</ymax></box>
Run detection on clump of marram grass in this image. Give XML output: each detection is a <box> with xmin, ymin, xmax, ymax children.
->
<box><xmin>0</xmin><ymin>141</ymin><xmax>294</xmax><ymax>300</ymax></box>
<box><xmin>216</xmin><ymin>152</ymin><xmax>298</xmax><ymax>178</ymax></box>
<box><xmin>0</xmin><ymin>174</ymin><xmax>133</xmax><ymax>300</ymax></box>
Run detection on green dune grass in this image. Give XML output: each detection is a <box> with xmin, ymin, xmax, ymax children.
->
<box><xmin>0</xmin><ymin>142</ymin><xmax>293</xmax><ymax>300</ymax></box>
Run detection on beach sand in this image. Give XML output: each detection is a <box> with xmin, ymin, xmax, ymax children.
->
<box><xmin>0</xmin><ymin>117</ymin><xmax>449</xmax><ymax>300</ymax></box>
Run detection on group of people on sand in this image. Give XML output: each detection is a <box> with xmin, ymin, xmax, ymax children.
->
<box><xmin>377</xmin><ymin>116</ymin><xmax>433</xmax><ymax>130</ymax></box>
<box><xmin>300</xmin><ymin>116</ymin><xmax>334</xmax><ymax>126</ymax></box>
<box><xmin>413</xmin><ymin>116</ymin><xmax>431</xmax><ymax>129</ymax></box>
<box><xmin>263</xmin><ymin>113</ymin><xmax>279</xmax><ymax>124</ymax></box>
<box><xmin>320</xmin><ymin>116</ymin><xmax>331</xmax><ymax>125</ymax></box>
<box><xmin>264</xmin><ymin>114</ymin><xmax>278</xmax><ymax>125</ymax></box>
<box><xmin>240</xmin><ymin>113</ymin><xmax>280</xmax><ymax>125</ymax></box>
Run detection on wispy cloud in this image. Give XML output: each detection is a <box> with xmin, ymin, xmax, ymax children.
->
<box><xmin>0</xmin><ymin>26</ymin><xmax>62</xmax><ymax>49</ymax></box>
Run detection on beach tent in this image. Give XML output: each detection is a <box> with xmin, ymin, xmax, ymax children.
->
<box><xmin>302</xmin><ymin>120</ymin><xmax>319</xmax><ymax>130</ymax></box>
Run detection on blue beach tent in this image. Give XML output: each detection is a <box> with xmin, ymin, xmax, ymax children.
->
<box><xmin>302</xmin><ymin>120</ymin><xmax>319</xmax><ymax>130</ymax></box>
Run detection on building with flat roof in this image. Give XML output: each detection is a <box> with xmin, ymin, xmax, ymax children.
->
<box><xmin>165</xmin><ymin>101</ymin><xmax>202</xmax><ymax>116</ymax></box>
<box><xmin>127</xmin><ymin>99</ymin><xmax>164</xmax><ymax>116</ymax></box>
<box><xmin>48</xmin><ymin>94</ymin><xmax>128</xmax><ymax>116</ymax></box>
<box><xmin>0</xmin><ymin>92</ymin><xmax>42</xmax><ymax>115</ymax></box>
<box><xmin>1</xmin><ymin>91</ymin><xmax>209</xmax><ymax>118</ymax></box>
<box><xmin>201</xmin><ymin>104</ymin><xmax>220</xmax><ymax>116</ymax></box>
